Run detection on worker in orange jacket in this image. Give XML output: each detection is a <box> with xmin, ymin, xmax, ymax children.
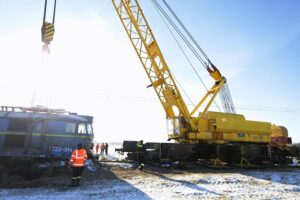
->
<box><xmin>69</xmin><ymin>143</ymin><xmax>88</xmax><ymax>187</ymax></box>
<box><xmin>100</xmin><ymin>143</ymin><xmax>106</xmax><ymax>155</ymax></box>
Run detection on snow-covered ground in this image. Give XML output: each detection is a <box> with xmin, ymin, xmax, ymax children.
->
<box><xmin>1</xmin><ymin>162</ymin><xmax>300</xmax><ymax>200</ymax></box>
<box><xmin>1</xmin><ymin>143</ymin><xmax>300</xmax><ymax>199</ymax></box>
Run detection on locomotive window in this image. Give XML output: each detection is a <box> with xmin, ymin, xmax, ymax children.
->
<box><xmin>66</xmin><ymin>123</ymin><xmax>76</xmax><ymax>134</ymax></box>
<box><xmin>5</xmin><ymin>118</ymin><xmax>27</xmax><ymax>147</ymax></box>
<box><xmin>46</xmin><ymin>121</ymin><xmax>65</xmax><ymax>133</ymax></box>
<box><xmin>78</xmin><ymin>123</ymin><xmax>87</xmax><ymax>134</ymax></box>
<box><xmin>7</xmin><ymin>118</ymin><xmax>28</xmax><ymax>132</ymax></box>
<box><xmin>0</xmin><ymin>118</ymin><xmax>9</xmax><ymax>132</ymax></box>
<box><xmin>33</xmin><ymin>122</ymin><xmax>44</xmax><ymax>133</ymax></box>
<box><xmin>87</xmin><ymin>124</ymin><xmax>93</xmax><ymax>134</ymax></box>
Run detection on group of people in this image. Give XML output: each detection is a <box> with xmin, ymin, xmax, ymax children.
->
<box><xmin>89</xmin><ymin>142</ymin><xmax>109</xmax><ymax>155</ymax></box>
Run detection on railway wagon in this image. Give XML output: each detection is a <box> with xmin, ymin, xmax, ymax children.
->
<box><xmin>0</xmin><ymin>106</ymin><xmax>94</xmax><ymax>159</ymax></box>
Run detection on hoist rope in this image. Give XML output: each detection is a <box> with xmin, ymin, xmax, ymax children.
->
<box><xmin>42</xmin><ymin>0</ymin><xmax>57</xmax><ymax>25</ymax></box>
<box><xmin>151</xmin><ymin>0</ymin><xmax>208</xmax><ymax>70</ymax></box>
<box><xmin>151</xmin><ymin>0</ymin><xmax>221</xmax><ymax>112</ymax></box>
<box><xmin>52</xmin><ymin>0</ymin><xmax>57</xmax><ymax>24</ymax></box>
<box><xmin>161</xmin><ymin>0</ymin><xmax>210</xmax><ymax>62</ymax></box>
<box><xmin>42</xmin><ymin>0</ymin><xmax>48</xmax><ymax>25</ymax></box>
<box><xmin>151</xmin><ymin>1</ymin><xmax>202</xmax><ymax>107</ymax></box>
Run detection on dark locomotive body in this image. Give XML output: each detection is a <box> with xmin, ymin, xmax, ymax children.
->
<box><xmin>0</xmin><ymin>106</ymin><xmax>94</xmax><ymax>159</ymax></box>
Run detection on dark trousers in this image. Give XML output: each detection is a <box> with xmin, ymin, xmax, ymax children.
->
<box><xmin>136</xmin><ymin>152</ymin><xmax>145</xmax><ymax>169</ymax></box>
<box><xmin>71</xmin><ymin>167</ymin><xmax>84</xmax><ymax>186</ymax></box>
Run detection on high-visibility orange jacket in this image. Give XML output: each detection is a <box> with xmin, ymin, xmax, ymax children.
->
<box><xmin>69</xmin><ymin>149</ymin><xmax>87</xmax><ymax>167</ymax></box>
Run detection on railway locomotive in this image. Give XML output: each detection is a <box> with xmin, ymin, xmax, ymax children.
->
<box><xmin>0</xmin><ymin>106</ymin><xmax>94</xmax><ymax>159</ymax></box>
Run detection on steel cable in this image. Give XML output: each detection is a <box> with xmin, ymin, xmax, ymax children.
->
<box><xmin>150</xmin><ymin>0</ymin><xmax>221</xmax><ymax>112</ymax></box>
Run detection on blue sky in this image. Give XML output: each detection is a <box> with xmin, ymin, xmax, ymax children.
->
<box><xmin>0</xmin><ymin>0</ymin><xmax>299</xmax><ymax>142</ymax></box>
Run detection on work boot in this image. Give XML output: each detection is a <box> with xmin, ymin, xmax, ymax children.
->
<box><xmin>75</xmin><ymin>178</ymin><xmax>81</xmax><ymax>187</ymax></box>
<box><xmin>69</xmin><ymin>179</ymin><xmax>76</xmax><ymax>187</ymax></box>
<box><xmin>139</xmin><ymin>163</ymin><xmax>144</xmax><ymax>171</ymax></box>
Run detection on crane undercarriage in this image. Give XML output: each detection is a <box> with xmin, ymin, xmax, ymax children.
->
<box><xmin>117</xmin><ymin>141</ymin><xmax>300</xmax><ymax>166</ymax></box>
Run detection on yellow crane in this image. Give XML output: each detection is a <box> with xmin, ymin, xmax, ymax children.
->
<box><xmin>112</xmin><ymin>0</ymin><xmax>289</xmax><ymax>144</ymax></box>
<box><xmin>112</xmin><ymin>0</ymin><xmax>293</xmax><ymax>164</ymax></box>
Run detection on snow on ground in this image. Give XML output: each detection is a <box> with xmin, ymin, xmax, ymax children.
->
<box><xmin>0</xmin><ymin>179</ymin><xmax>149</xmax><ymax>200</ymax></box>
<box><xmin>1</xmin><ymin>162</ymin><xmax>300</xmax><ymax>200</ymax></box>
<box><xmin>118</xmin><ymin>168</ymin><xmax>300</xmax><ymax>200</ymax></box>
<box><xmin>1</xmin><ymin>144</ymin><xmax>300</xmax><ymax>199</ymax></box>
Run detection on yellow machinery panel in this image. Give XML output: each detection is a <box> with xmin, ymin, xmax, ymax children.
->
<box><xmin>197</xmin><ymin>118</ymin><xmax>209</xmax><ymax>132</ymax></box>
<box><xmin>215</xmin><ymin>117</ymin><xmax>272</xmax><ymax>135</ymax></box>
<box><xmin>188</xmin><ymin>131</ymin><xmax>270</xmax><ymax>143</ymax></box>
<box><xmin>223</xmin><ymin>133</ymin><xmax>270</xmax><ymax>143</ymax></box>
<box><xmin>188</xmin><ymin>132</ymin><xmax>214</xmax><ymax>140</ymax></box>
<box><xmin>206</xmin><ymin>111</ymin><xmax>245</xmax><ymax>120</ymax></box>
<box><xmin>271</xmin><ymin>125</ymin><xmax>288</xmax><ymax>137</ymax></box>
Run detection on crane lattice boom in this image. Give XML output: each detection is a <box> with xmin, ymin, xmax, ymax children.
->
<box><xmin>112</xmin><ymin>0</ymin><xmax>190</xmax><ymax>119</ymax></box>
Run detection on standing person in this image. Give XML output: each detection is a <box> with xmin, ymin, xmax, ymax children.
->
<box><xmin>100</xmin><ymin>143</ymin><xmax>106</xmax><ymax>155</ymax></box>
<box><xmin>89</xmin><ymin>142</ymin><xmax>94</xmax><ymax>154</ymax></box>
<box><xmin>69</xmin><ymin>143</ymin><xmax>88</xmax><ymax>187</ymax></box>
<box><xmin>105</xmin><ymin>143</ymin><xmax>109</xmax><ymax>155</ymax></box>
<box><xmin>95</xmin><ymin>143</ymin><xmax>100</xmax><ymax>154</ymax></box>
<box><xmin>136</xmin><ymin>140</ymin><xmax>145</xmax><ymax>170</ymax></box>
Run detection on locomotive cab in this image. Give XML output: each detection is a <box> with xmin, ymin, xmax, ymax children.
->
<box><xmin>0</xmin><ymin>106</ymin><xmax>94</xmax><ymax>159</ymax></box>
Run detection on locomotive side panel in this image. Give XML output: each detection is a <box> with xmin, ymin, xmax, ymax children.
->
<box><xmin>0</xmin><ymin>118</ymin><xmax>9</xmax><ymax>148</ymax></box>
<box><xmin>0</xmin><ymin>109</ymin><xmax>94</xmax><ymax>160</ymax></box>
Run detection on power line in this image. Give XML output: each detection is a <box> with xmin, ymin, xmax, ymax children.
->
<box><xmin>95</xmin><ymin>94</ymin><xmax>300</xmax><ymax>113</ymax></box>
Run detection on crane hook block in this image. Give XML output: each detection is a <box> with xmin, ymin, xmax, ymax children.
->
<box><xmin>41</xmin><ymin>22</ymin><xmax>55</xmax><ymax>44</ymax></box>
<box><xmin>42</xmin><ymin>43</ymin><xmax>50</xmax><ymax>54</ymax></box>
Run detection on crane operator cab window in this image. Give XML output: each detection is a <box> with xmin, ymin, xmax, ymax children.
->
<box><xmin>167</xmin><ymin>118</ymin><xmax>181</xmax><ymax>135</ymax></box>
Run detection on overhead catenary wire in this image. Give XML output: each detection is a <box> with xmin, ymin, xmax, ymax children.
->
<box><xmin>96</xmin><ymin>94</ymin><xmax>300</xmax><ymax>113</ymax></box>
<box><xmin>171</xmin><ymin>72</ymin><xmax>196</xmax><ymax>107</ymax></box>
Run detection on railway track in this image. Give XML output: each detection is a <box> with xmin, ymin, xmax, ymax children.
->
<box><xmin>96</xmin><ymin>158</ymin><xmax>300</xmax><ymax>171</ymax></box>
